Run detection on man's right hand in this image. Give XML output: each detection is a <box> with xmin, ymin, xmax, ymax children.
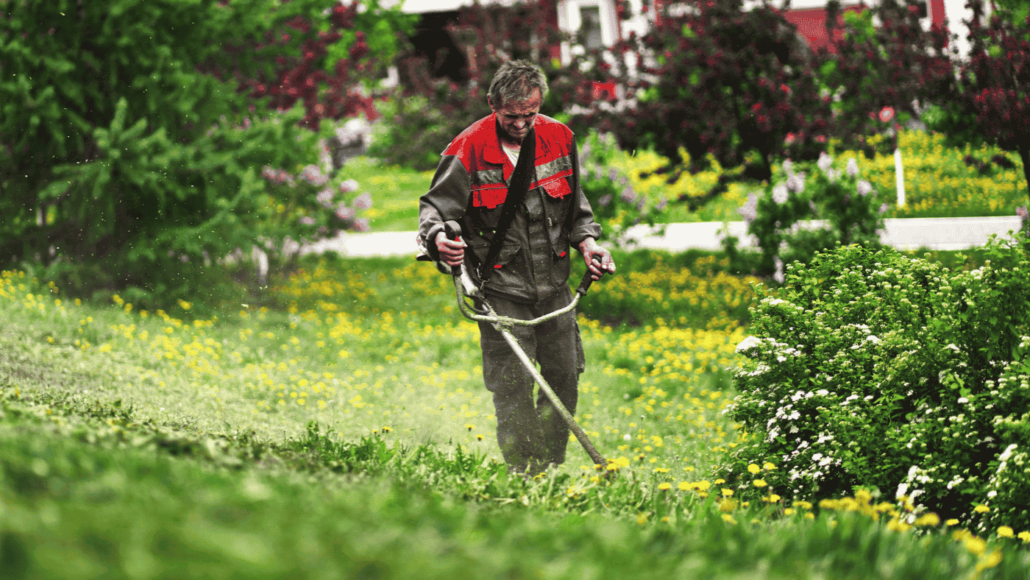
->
<box><xmin>435</xmin><ymin>230</ymin><xmax>466</xmax><ymax>267</ymax></box>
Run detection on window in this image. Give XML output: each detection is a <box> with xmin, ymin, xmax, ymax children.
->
<box><xmin>580</xmin><ymin>5</ymin><xmax>605</xmax><ymax>50</ymax></box>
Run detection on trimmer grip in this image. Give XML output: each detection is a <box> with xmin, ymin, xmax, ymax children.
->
<box><xmin>576</xmin><ymin>259</ymin><xmax>602</xmax><ymax>296</ymax></box>
<box><xmin>444</xmin><ymin>222</ymin><xmax>462</xmax><ymax>277</ymax></box>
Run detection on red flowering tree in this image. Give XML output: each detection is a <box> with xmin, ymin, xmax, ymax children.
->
<box><xmin>818</xmin><ymin>0</ymin><xmax>959</xmax><ymax>159</ymax></box>
<box><xmin>372</xmin><ymin>1</ymin><xmax>575</xmax><ymax>170</ymax></box>
<box><xmin>580</xmin><ymin>0</ymin><xmax>834</xmax><ymax>185</ymax></box>
<box><xmin>953</xmin><ymin>0</ymin><xmax>1030</xmax><ymax>199</ymax></box>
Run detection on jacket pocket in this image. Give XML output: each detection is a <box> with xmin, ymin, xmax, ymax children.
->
<box><xmin>541</xmin><ymin>177</ymin><xmax>571</xmax><ymax>200</ymax></box>
<box><xmin>472</xmin><ymin>185</ymin><xmax>507</xmax><ymax>209</ymax></box>
<box><xmin>470</xmin><ymin>240</ymin><xmax>522</xmax><ymax>271</ymax></box>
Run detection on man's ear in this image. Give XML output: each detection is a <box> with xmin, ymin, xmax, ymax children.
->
<box><xmin>487</xmin><ymin>94</ymin><xmax>496</xmax><ymax>112</ymax></box>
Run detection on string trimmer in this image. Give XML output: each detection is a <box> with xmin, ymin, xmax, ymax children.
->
<box><xmin>443</xmin><ymin>246</ymin><xmax>610</xmax><ymax>470</ymax></box>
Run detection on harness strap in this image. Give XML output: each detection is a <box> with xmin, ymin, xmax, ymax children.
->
<box><xmin>478</xmin><ymin>127</ymin><xmax>536</xmax><ymax>284</ymax></box>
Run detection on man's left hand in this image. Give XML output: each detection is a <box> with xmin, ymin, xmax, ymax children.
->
<box><xmin>578</xmin><ymin>238</ymin><xmax>616</xmax><ymax>281</ymax></box>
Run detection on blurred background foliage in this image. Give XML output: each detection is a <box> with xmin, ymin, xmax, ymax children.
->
<box><xmin>3</xmin><ymin>0</ymin><xmax>1030</xmax><ymax>308</ymax></box>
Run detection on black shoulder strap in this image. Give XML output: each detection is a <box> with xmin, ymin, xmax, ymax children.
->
<box><xmin>479</xmin><ymin>128</ymin><xmax>536</xmax><ymax>283</ymax></box>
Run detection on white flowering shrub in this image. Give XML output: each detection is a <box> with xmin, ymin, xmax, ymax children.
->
<box><xmin>721</xmin><ymin>238</ymin><xmax>1030</xmax><ymax>531</ymax></box>
<box><xmin>723</xmin><ymin>153</ymin><xmax>887</xmax><ymax>281</ymax></box>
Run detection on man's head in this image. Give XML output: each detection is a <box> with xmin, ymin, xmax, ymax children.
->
<box><xmin>487</xmin><ymin>60</ymin><xmax>548</xmax><ymax>145</ymax></box>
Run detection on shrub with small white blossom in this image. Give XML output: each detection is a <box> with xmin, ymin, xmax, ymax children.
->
<box><xmin>721</xmin><ymin>237</ymin><xmax>1030</xmax><ymax>532</ymax></box>
<box><xmin>723</xmin><ymin>153</ymin><xmax>886</xmax><ymax>280</ymax></box>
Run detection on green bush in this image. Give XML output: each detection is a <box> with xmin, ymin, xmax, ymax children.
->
<box><xmin>721</xmin><ymin>238</ymin><xmax>1030</xmax><ymax>533</ymax></box>
<box><xmin>0</xmin><ymin>0</ymin><xmax>401</xmax><ymax>305</ymax></box>
<box><xmin>723</xmin><ymin>152</ymin><xmax>887</xmax><ymax>279</ymax></box>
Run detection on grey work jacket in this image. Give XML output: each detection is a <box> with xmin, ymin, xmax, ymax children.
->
<box><xmin>418</xmin><ymin>113</ymin><xmax>602</xmax><ymax>304</ymax></box>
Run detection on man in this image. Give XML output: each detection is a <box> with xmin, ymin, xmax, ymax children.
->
<box><xmin>418</xmin><ymin>60</ymin><xmax>615</xmax><ymax>475</ymax></box>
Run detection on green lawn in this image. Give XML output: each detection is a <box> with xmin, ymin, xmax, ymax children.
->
<box><xmin>2</xmin><ymin>256</ymin><xmax>1029</xmax><ymax>578</ymax></box>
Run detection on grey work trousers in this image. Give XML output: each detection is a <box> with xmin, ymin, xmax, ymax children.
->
<box><xmin>478</xmin><ymin>286</ymin><xmax>586</xmax><ymax>475</ymax></box>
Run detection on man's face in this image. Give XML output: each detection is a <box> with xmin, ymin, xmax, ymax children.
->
<box><xmin>489</xmin><ymin>88</ymin><xmax>542</xmax><ymax>145</ymax></box>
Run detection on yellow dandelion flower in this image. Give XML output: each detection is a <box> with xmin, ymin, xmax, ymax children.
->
<box><xmin>784</xmin><ymin>508</ymin><xmax>795</xmax><ymax>516</ymax></box>
<box><xmin>964</xmin><ymin>535</ymin><xmax>987</xmax><ymax>556</ymax></box>
<box><xmin>1017</xmin><ymin>531</ymin><xmax>1030</xmax><ymax>543</ymax></box>
<box><xmin>721</xmin><ymin>514</ymin><xmax>737</xmax><ymax>524</ymax></box>
<box><xmin>753</xmin><ymin>479</ymin><xmax>768</xmax><ymax>488</ymax></box>
<box><xmin>636</xmin><ymin>513</ymin><xmax>649</xmax><ymax>525</ymax></box>
<box><xmin>914</xmin><ymin>513</ymin><xmax>940</xmax><ymax>527</ymax></box>
<box><xmin>946</xmin><ymin>518</ymin><xmax>960</xmax><ymax>526</ymax></box>
<box><xmin>974</xmin><ymin>505</ymin><xmax>990</xmax><ymax>514</ymax></box>
<box><xmin>658</xmin><ymin>482</ymin><xmax>672</xmax><ymax>491</ymax></box>
<box><xmin>721</xmin><ymin>488</ymin><xmax>734</xmax><ymax>497</ymax></box>
<box><xmin>747</xmin><ymin>464</ymin><xmax>761</xmax><ymax>474</ymax></box>
<box><xmin>977</xmin><ymin>549</ymin><xmax>1003</xmax><ymax>572</ymax></box>
<box><xmin>998</xmin><ymin>526</ymin><xmax>1014</xmax><ymax>538</ymax></box>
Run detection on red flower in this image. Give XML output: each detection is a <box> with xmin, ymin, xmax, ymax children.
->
<box><xmin>879</xmin><ymin>106</ymin><xmax>895</xmax><ymax>123</ymax></box>
<box><xmin>784</xmin><ymin>132</ymin><xmax>796</xmax><ymax>145</ymax></box>
<box><xmin>815</xmin><ymin>135</ymin><xmax>827</xmax><ymax>143</ymax></box>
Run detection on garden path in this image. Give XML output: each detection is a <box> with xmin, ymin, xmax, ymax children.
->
<box><xmin>302</xmin><ymin>216</ymin><xmax>1024</xmax><ymax>258</ymax></box>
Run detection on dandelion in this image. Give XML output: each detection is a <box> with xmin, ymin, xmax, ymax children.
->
<box><xmin>964</xmin><ymin>535</ymin><xmax>987</xmax><ymax>556</ymax></box>
<box><xmin>1018</xmin><ymin>531</ymin><xmax>1030</xmax><ymax>543</ymax></box>
<box><xmin>747</xmin><ymin>463</ymin><xmax>761</xmax><ymax>475</ymax></box>
<box><xmin>914</xmin><ymin>513</ymin><xmax>940</xmax><ymax>526</ymax></box>
<box><xmin>658</xmin><ymin>482</ymin><xmax>672</xmax><ymax>491</ymax></box>
<box><xmin>763</xmin><ymin>462</ymin><xmax>776</xmax><ymax>471</ymax></box>
<box><xmin>946</xmin><ymin>519</ymin><xmax>960</xmax><ymax>526</ymax></box>
<box><xmin>753</xmin><ymin>479</ymin><xmax>768</xmax><ymax>488</ymax></box>
<box><xmin>998</xmin><ymin>526</ymin><xmax>1014</xmax><ymax>538</ymax></box>
<box><xmin>974</xmin><ymin>504</ymin><xmax>990</xmax><ymax>513</ymax></box>
<box><xmin>721</xmin><ymin>514</ymin><xmax>737</xmax><ymax>524</ymax></box>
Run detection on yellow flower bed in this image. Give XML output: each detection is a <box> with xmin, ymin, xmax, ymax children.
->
<box><xmin>605</xmin><ymin>130</ymin><xmax>1027</xmax><ymax>222</ymax></box>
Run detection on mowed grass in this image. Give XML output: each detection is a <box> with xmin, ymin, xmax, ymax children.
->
<box><xmin>2</xmin><ymin>258</ymin><xmax>1029</xmax><ymax>579</ymax></box>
